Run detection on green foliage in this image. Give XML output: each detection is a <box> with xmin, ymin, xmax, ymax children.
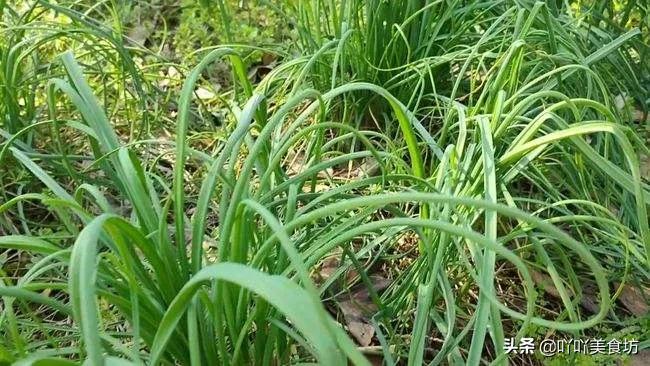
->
<box><xmin>287</xmin><ymin>0</ymin><xmax>649</xmax><ymax>120</ymax></box>
<box><xmin>0</xmin><ymin>0</ymin><xmax>648</xmax><ymax>365</ymax></box>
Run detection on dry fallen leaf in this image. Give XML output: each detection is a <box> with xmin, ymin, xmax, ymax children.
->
<box><xmin>315</xmin><ymin>254</ymin><xmax>391</xmax><ymax>346</ymax></box>
<box><xmin>531</xmin><ymin>270</ymin><xmax>600</xmax><ymax>313</ymax></box>
<box><xmin>531</xmin><ymin>270</ymin><xmax>562</xmax><ymax>298</ymax></box>
<box><xmin>261</xmin><ymin>53</ymin><xmax>276</xmax><ymax>66</ymax></box>
<box><xmin>337</xmin><ymin>275</ymin><xmax>391</xmax><ymax>347</ymax></box>
<box><xmin>339</xmin><ymin>299</ymin><xmax>376</xmax><ymax>346</ymax></box>
<box><xmin>316</xmin><ymin>255</ymin><xmax>340</xmax><ymax>284</ymax></box>
<box><xmin>578</xmin><ymin>284</ymin><xmax>600</xmax><ymax>315</ymax></box>
<box><xmin>615</xmin><ymin>282</ymin><xmax>649</xmax><ymax>316</ymax></box>
<box><xmin>127</xmin><ymin>23</ymin><xmax>153</xmax><ymax>46</ymax></box>
<box><xmin>614</xmin><ymin>94</ymin><xmax>628</xmax><ymax>111</ymax></box>
<box><xmin>348</xmin><ymin>275</ymin><xmax>391</xmax><ymax>302</ymax></box>
<box><xmin>194</xmin><ymin>87</ymin><xmax>216</xmax><ymax>100</ymax></box>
